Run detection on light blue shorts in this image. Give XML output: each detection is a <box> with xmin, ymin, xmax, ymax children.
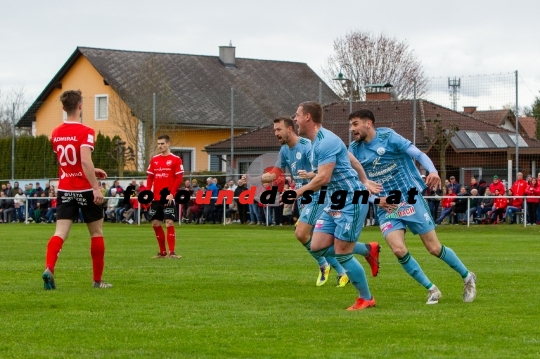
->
<box><xmin>298</xmin><ymin>198</ymin><xmax>325</xmax><ymax>226</ymax></box>
<box><xmin>313</xmin><ymin>195</ymin><xmax>368</xmax><ymax>242</ymax></box>
<box><xmin>377</xmin><ymin>195</ymin><xmax>435</xmax><ymax>237</ymax></box>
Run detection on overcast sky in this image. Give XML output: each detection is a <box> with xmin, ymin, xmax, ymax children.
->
<box><xmin>1</xmin><ymin>0</ymin><xmax>539</xmax><ymax>111</ymax></box>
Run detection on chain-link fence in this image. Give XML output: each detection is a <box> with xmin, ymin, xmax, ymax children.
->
<box><xmin>3</xmin><ymin>70</ymin><xmax>539</xmax><ymax>192</ymax></box>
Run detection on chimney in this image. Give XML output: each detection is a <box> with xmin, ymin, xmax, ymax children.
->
<box><xmin>364</xmin><ymin>83</ymin><xmax>393</xmax><ymax>101</ymax></box>
<box><xmin>366</xmin><ymin>92</ymin><xmax>392</xmax><ymax>101</ymax></box>
<box><xmin>463</xmin><ymin>106</ymin><xmax>477</xmax><ymax>114</ymax></box>
<box><xmin>219</xmin><ymin>42</ymin><xmax>236</xmax><ymax>68</ymax></box>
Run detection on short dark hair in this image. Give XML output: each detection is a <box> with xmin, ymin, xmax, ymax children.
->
<box><xmin>157</xmin><ymin>134</ymin><xmax>170</xmax><ymax>142</ymax></box>
<box><xmin>60</xmin><ymin>90</ymin><xmax>82</xmax><ymax>115</ymax></box>
<box><xmin>273</xmin><ymin>117</ymin><xmax>295</xmax><ymax>130</ymax></box>
<box><xmin>349</xmin><ymin>109</ymin><xmax>375</xmax><ymax>123</ymax></box>
<box><xmin>299</xmin><ymin>101</ymin><xmax>322</xmax><ymax>124</ymax></box>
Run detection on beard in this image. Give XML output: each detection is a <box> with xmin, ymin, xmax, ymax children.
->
<box><xmin>354</xmin><ymin>133</ymin><xmax>367</xmax><ymax>142</ymax></box>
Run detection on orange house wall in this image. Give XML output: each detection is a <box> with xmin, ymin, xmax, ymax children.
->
<box><xmin>166</xmin><ymin>128</ymin><xmax>246</xmax><ymax>172</ymax></box>
<box><xmin>34</xmin><ymin>56</ymin><xmax>247</xmax><ymax>173</ymax></box>
<box><xmin>35</xmin><ymin>56</ymin><xmax>123</xmax><ymax>139</ymax></box>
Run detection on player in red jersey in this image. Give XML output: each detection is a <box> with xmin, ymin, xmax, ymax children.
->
<box><xmin>146</xmin><ymin>134</ymin><xmax>184</xmax><ymax>258</ymax></box>
<box><xmin>42</xmin><ymin>90</ymin><xmax>112</xmax><ymax>290</ymax></box>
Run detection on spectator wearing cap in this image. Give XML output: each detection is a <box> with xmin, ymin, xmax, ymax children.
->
<box><xmin>447</xmin><ymin>176</ymin><xmax>461</xmax><ymax>194</ymax></box>
<box><xmin>489</xmin><ymin>175</ymin><xmax>505</xmax><ymax>195</ymax></box>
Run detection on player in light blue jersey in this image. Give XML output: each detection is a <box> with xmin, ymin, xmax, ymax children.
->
<box><xmin>293</xmin><ymin>102</ymin><xmax>377</xmax><ymax>311</ymax></box>
<box><xmin>264</xmin><ymin>117</ymin><xmax>377</xmax><ymax>288</ymax></box>
<box><xmin>348</xmin><ymin>109</ymin><xmax>476</xmax><ymax>304</ymax></box>
<box><xmin>267</xmin><ymin>117</ymin><xmax>347</xmax><ymax>287</ymax></box>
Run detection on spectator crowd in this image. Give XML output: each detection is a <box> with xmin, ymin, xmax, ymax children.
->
<box><xmin>427</xmin><ymin>172</ymin><xmax>540</xmax><ymax>225</ymax></box>
<box><xmin>3</xmin><ymin>172</ymin><xmax>540</xmax><ymax>226</ymax></box>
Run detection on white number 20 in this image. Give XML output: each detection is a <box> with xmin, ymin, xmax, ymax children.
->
<box><xmin>57</xmin><ymin>144</ymin><xmax>77</xmax><ymax>166</ymax></box>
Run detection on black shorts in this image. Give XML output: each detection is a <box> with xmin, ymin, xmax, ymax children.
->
<box><xmin>56</xmin><ymin>190</ymin><xmax>103</xmax><ymax>223</ymax></box>
<box><xmin>149</xmin><ymin>201</ymin><xmax>177</xmax><ymax>222</ymax></box>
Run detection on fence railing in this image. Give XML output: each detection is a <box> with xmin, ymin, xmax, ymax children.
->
<box><xmin>4</xmin><ymin>195</ymin><xmax>539</xmax><ymax>228</ymax></box>
<box><xmin>423</xmin><ymin>195</ymin><xmax>538</xmax><ymax>228</ymax></box>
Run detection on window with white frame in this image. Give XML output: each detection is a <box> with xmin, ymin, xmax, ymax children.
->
<box><xmin>209</xmin><ymin>155</ymin><xmax>225</xmax><ymax>172</ymax></box>
<box><xmin>171</xmin><ymin>148</ymin><xmax>195</xmax><ymax>173</ymax></box>
<box><xmin>95</xmin><ymin>95</ymin><xmax>108</xmax><ymax>120</ymax></box>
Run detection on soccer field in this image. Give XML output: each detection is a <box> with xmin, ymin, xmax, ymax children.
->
<box><xmin>1</xmin><ymin>223</ymin><xmax>539</xmax><ymax>359</ymax></box>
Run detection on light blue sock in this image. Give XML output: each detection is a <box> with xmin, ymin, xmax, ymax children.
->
<box><xmin>353</xmin><ymin>242</ymin><xmax>369</xmax><ymax>257</ymax></box>
<box><xmin>398</xmin><ymin>252</ymin><xmax>433</xmax><ymax>289</ymax></box>
<box><xmin>326</xmin><ymin>256</ymin><xmax>346</xmax><ymax>275</ymax></box>
<box><xmin>304</xmin><ymin>238</ymin><xmax>328</xmax><ymax>267</ymax></box>
<box><xmin>438</xmin><ymin>245</ymin><xmax>469</xmax><ymax>278</ymax></box>
<box><xmin>309</xmin><ymin>245</ymin><xmax>351</xmax><ymax>274</ymax></box>
<box><xmin>336</xmin><ymin>253</ymin><xmax>371</xmax><ymax>300</ymax></box>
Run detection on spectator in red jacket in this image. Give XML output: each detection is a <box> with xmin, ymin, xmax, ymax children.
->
<box><xmin>435</xmin><ymin>187</ymin><xmax>457</xmax><ymax>225</ymax></box>
<box><xmin>489</xmin><ymin>175</ymin><xmax>505</xmax><ymax>195</ymax></box>
<box><xmin>511</xmin><ymin>172</ymin><xmax>528</xmax><ymax>197</ymax></box>
<box><xmin>491</xmin><ymin>189</ymin><xmax>508</xmax><ymax>224</ymax></box>
<box><xmin>503</xmin><ymin>188</ymin><xmax>523</xmax><ymax>224</ymax></box>
<box><xmin>524</xmin><ymin>178</ymin><xmax>540</xmax><ymax>225</ymax></box>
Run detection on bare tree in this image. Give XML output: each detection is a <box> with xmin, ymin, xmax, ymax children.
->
<box><xmin>109</xmin><ymin>56</ymin><xmax>178</xmax><ymax>171</ymax></box>
<box><xmin>0</xmin><ymin>86</ymin><xmax>30</xmax><ymax>138</ymax></box>
<box><xmin>420</xmin><ymin>114</ymin><xmax>459</xmax><ymax>182</ymax></box>
<box><xmin>322</xmin><ymin>31</ymin><xmax>428</xmax><ymax>101</ymax></box>
<box><xmin>108</xmin><ymin>138</ymin><xmax>135</xmax><ymax>177</ymax></box>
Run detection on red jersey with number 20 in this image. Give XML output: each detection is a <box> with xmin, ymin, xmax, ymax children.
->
<box><xmin>146</xmin><ymin>154</ymin><xmax>184</xmax><ymax>200</ymax></box>
<box><xmin>51</xmin><ymin>122</ymin><xmax>95</xmax><ymax>192</ymax></box>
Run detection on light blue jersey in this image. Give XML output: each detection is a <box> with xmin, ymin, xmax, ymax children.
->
<box><xmin>311</xmin><ymin>127</ymin><xmax>365</xmax><ymax>195</ymax></box>
<box><xmin>277</xmin><ymin>137</ymin><xmax>325</xmax><ymax>225</ymax></box>
<box><xmin>348</xmin><ymin>128</ymin><xmax>426</xmax><ymax>200</ymax></box>
<box><xmin>349</xmin><ymin>127</ymin><xmax>434</xmax><ymax>236</ymax></box>
<box><xmin>311</xmin><ymin>127</ymin><xmax>367</xmax><ymax>241</ymax></box>
<box><xmin>278</xmin><ymin>137</ymin><xmax>313</xmax><ymax>189</ymax></box>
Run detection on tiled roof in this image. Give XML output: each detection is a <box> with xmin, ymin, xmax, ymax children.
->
<box><xmin>18</xmin><ymin>47</ymin><xmax>340</xmax><ymax>127</ymax></box>
<box><xmin>205</xmin><ymin>100</ymin><xmax>540</xmax><ymax>152</ymax></box>
<box><xmin>470</xmin><ymin>110</ymin><xmax>510</xmax><ymax>127</ymax></box>
<box><xmin>518</xmin><ymin>117</ymin><xmax>537</xmax><ymax>138</ymax></box>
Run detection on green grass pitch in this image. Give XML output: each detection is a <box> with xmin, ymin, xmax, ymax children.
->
<box><xmin>1</xmin><ymin>222</ymin><xmax>540</xmax><ymax>358</ymax></box>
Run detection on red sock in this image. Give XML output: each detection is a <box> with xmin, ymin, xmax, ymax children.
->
<box><xmin>45</xmin><ymin>235</ymin><xmax>64</xmax><ymax>273</ymax></box>
<box><xmin>153</xmin><ymin>226</ymin><xmax>167</xmax><ymax>255</ymax></box>
<box><xmin>91</xmin><ymin>236</ymin><xmax>105</xmax><ymax>282</ymax></box>
<box><xmin>166</xmin><ymin>226</ymin><xmax>176</xmax><ymax>254</ymax></box>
